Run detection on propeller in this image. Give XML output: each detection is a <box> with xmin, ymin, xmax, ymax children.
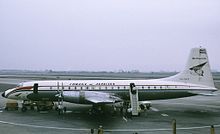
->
<box><xmin>56</xmin><ymin>82</ymin><xmax>65</xmax><ymax>114</ymax></box>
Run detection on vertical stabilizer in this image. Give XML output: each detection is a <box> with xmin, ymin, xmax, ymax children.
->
<box><xmin>166</xmin><ymin>47</ymin><xmax>215</xmax><ymax>87</ymax></box>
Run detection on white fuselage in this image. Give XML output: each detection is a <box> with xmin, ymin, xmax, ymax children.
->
<box><xmin>3</xmin><ymin>79</ymin><xmax>217</xmax><ymax>104</ymax></box>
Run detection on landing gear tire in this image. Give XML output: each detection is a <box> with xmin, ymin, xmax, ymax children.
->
<box><xmin>63</xmin><ymin>107</ymin><xmax>67</xmax><ymax>113</ymax></box>
<box><xmin>58</xmin><ymin>109</ymin><xmax>61</xmax><ymax>115</ymax></box>
<box><xmin>57</xmin><ymin>107</ymin><xmax>66</xmax><ymax>115</ymax></box>
<box><xmin>21</xmin><ymin>107</ymin><xmax>27</xmax><ymax>112</ymax></box>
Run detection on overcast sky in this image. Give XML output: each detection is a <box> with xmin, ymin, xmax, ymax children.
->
<box><xmin>0</xmin><ymin>0</ymin><xmax>219</xmax><ymax>72</ymax></box>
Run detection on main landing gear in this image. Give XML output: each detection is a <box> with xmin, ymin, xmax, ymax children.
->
<box><xmin>89</xmin><ymin>104</ymin><xmax>105</xmax><ymax>115</ymax></box>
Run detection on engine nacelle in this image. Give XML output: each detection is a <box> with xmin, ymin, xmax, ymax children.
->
<box><xmin>62</xmin><ymin>91</ymin><xmax>86</xmax><ymax>104</ymax></box>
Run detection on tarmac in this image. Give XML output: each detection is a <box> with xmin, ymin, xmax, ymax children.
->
<box><xmin>0</xmin><ymin>72</ymin><xmax>220</xmax><ymax>134</ymax></box>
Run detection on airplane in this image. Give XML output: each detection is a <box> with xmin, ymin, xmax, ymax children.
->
<box><xmin>1</xmin><ymin>47</ymin><xmax>218</xmax><ymax>114</ymax></box>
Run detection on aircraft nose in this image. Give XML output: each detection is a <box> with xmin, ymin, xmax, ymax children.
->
<box><xmin>2</xmin><ymin>92</ymin><xmax>5</xmax><ymax>98</ymax></box>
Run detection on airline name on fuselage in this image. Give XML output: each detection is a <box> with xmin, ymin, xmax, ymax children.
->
<box><xmin>192</xmin><ymin>57</ymin><xmax>206</xmax><ymax>60</ymax></box>
<box><xmin>69</xmin><ymin>83</ymin><xmax>116</xmax><ymax>86</ymax></box>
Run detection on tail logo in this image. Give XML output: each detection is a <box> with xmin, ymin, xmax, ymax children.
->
<box><xmin>189</xmin><ymin>62</ymin><xmax>207</xmax><ymax>76</ymax></box>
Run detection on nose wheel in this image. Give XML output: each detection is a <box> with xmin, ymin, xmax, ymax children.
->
<box><xmin>21</xmin><ymin>106</ymin><xmax>27</xmax><ymax>112</ymax></box>
<box><xmin>19</xmin><ymin>100</ymin><xmax>28</xmax><ymax>112</ymax></box>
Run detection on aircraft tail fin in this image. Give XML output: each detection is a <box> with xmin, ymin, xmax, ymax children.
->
<box><xmin>165</xmin><ymin>47</ymin><xmax>215</xmax><ymax>87</ymax></box>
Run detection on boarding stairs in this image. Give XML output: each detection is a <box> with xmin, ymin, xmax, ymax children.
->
<box><xmin>129</xmin><ymin>83</ymin><xmax>139</xmax><ymax>116</ymax></box>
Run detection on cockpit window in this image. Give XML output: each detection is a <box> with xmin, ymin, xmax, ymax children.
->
<box><xmin>17</xmin><ymin>83</ymin><xmax>23</xmax><ymax>87</ymax></box>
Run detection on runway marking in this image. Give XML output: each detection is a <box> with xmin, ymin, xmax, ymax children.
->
<box><xmin>161</xmin><ymin>113</ymin><xmax>169</xmax><ymax>117</ymax></box>
<box><xmin>0</xmin><ymin>120</ymin><xmax>90</xmax><ymax>131</ymax></box>
<box><xmin>122</xmin><ymin>116</ymin><xmax>128</xmax><ymax>122</ymax></box>
<box><xmin>0</xmin><ymin>120</ymin><xmax>219</xmax><ymax>132</ymax></box>
<box><xmin>105</xmin><ymin>125</ymin><xmax>220</xmax><ymax>132</ymax></box>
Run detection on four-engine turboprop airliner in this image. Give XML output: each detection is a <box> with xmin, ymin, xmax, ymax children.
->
<box><xmin>1</xmin><ymin>47</ymin><xmax>218</xmax><ymax>112</ymax></box>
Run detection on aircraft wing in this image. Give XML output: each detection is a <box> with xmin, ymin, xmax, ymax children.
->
<box><xmin>85</xmin><ymin>92</ymin><xmax>122</xmax><ymax>104</ymax></box>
